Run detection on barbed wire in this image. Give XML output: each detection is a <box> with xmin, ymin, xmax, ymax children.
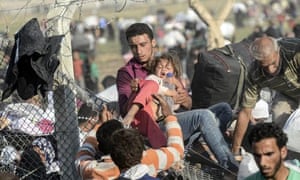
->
<box><xmin>0</xmin><ymin>0</ymin><xmax>99</xmax><ymax>13</ymax></box>
<box><xmin>0</xmin><ymin>0</ymin><xmax>148</xmax><ymax>13</ymax></box>
<box><xmin>0</xmin><ymin>0</ymin><xmax>150</xmax><ymax>40</ymax></box>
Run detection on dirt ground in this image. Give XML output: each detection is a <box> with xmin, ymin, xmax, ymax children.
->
<box><xmin>95</xmin><ymin>46</ymin><xmax>124</xmax><ymax>91</ymax></box>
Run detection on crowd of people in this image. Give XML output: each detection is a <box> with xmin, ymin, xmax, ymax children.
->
<box><xmin>68</xmin><ymin>0</ymin><xmax>300</xmax><ymax>93</ymax></box>
<box><xmin>71</xmin><ymin>2</ymin><xmax>300</xmax><ymax>177</ymax></box>
<box><xmin>77</xmin><ymin>20</ymin><xmax>300</xmax><ymax>179</ymax></box>
<box><xmin>1</xmin><ymin>0</ymin><xmax>300</xmax><ymax>180</ymax></box>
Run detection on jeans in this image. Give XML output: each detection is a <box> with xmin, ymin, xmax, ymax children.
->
<box><xmin>171</xmin><ymin>108</ymin><xmax>238</xmax><ymax>170</ymax></box>
<box><xmin>208</xmin><ymin>102</ymin><xmax>232</xmax><ymax>134</ymax></box>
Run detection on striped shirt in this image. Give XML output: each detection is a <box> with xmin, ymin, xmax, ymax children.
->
<box><xmin>75</xmin><ymin>115</ymin><xmax>184</xmax><ymax>180</ymax></box>
<box><xmin>242</xmin><ymin>38</ymin><xmax>300</xmax><ymax>108</ymax></box>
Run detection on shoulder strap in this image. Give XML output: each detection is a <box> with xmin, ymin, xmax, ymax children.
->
<box><xmin>227</xmin><ymin>45</ymin><xmax>247</xmax><ymax>112</ymax></box>
<box><xmin>278</xmin><ymin>38</ymin><xmax>300</xmax><ymax>60</ymax></box>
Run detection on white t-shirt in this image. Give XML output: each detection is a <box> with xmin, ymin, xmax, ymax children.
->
<box><xmin>145</xmin><ymin>74</ymin><xmax>169</xmax><ymax>95</ymax></box>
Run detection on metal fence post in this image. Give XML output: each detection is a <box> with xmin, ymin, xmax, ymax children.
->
<box><xmin>46</xmin><ymin>1</ymin><xmax>78</xmax><ymax>180</ymax></box>
<box><xmin>53</xmin><ymin>86</ymin><xmax>79</xmax><ymax>180</ymax></box>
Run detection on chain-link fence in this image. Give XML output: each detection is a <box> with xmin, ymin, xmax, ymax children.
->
<box><xmin>0</xmin><ymin>44</ymin><xmax>108</xmax><ymax>179</ymax></box>
<box><xmin>0</xmin><ymin>63</ymin><xmax>238</xmax><ymax>180</ymax></box>
<box><xmin>0</xmin><ymin>35</ymin><xmax>235</xmax><ymax>180</ymax></box>
<box><xmin>0</xmin><ymin>28</ymin><xmax>108</xmax><ymax>180</ymax></box>
<box><xmin>0</xmin><ymin>78</ymin><xmax>237</xmax><ymax>180</ymax></box>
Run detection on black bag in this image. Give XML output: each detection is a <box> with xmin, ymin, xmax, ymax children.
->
<box><xmin>1</xmin><ymin>18</ymin><xmax>64</xmax><ymax>101</ymax></box>
<box><xmin>191</xmin><ymin>39</ymin><xmax>254</xmax><ymax>110</ymax></box>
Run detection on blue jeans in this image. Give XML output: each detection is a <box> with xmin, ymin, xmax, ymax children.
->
<box><xmin>172</xmin><ymin>108</ymin><xmax>237</xmax><ymax>170</ymax></box>
<box><xmin>208</xmin><ymin>102</ymin><xmax>232</xmax><ymax>134</ymax></box>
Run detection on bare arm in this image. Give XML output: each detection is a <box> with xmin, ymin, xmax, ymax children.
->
<box><xmin>232</xmin><ymin>107</ymin><xmax>252</xmax><ymax>154</ymax></box>
<box><xmin>174</xmin><ymin>88</ymin><xmax>192</xmax><ymax>110</ymax></box>
<box><xmin>172</xmin><ymin>77</ymin><xmax>192</xmax><ymax>109</ymax></box>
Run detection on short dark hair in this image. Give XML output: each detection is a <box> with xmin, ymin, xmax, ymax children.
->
<box><xmin>96</xmin><ymin>119</ymin><xmax>123</xmax><ymax>155</ymax></box>
<box><xmin>125</xmin><ymin>23</ymin><xmax>154</xmax><ymax>41</ymax></box>
<box><xmin>110</xmin><ymin>128</ymin><xmax>144</xmax><ymax>170</ymax></box>
<box><xmin>101</xmin><ymin>75</ymin><xmax>116</xmax><ymax>89</ymax></box>
<box><xmin>248</xmin><ymin>123</ymin><xmax>288</xmax><ymax>149</ymax></box>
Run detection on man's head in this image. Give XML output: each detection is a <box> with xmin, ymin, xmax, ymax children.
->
<box><xmin>248</xmin><ymin>123</ymin><xmax>288</xmax><ymax>179</ymax></box>
<box><xmin>110</xmin><ymin>128</ymin><xmax>144</xmax><ymax>171</ymax></box>
<box><xmin>250</xmin><ymin>36</ymin><xmax>280</xmax><ymax>75</ymax></box>
<box><xmin>125</xmin><ymin>23</ymin><xmax>156</xmax><ymax>65</ymax></box>
<box><xmin>96</xmin><ymin>119</ymin><xmax>123</xmax><ymax>155</ymax></box>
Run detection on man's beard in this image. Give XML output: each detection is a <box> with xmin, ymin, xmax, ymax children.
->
<box><xmin>262</xmin><ymin>158</ymin><xmax>282</xmax><ymax>179</ymax></box>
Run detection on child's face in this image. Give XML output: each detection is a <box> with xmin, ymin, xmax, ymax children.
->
<box><xmin>154</xmin><ymin>58</ymin><xmax>174</xmax><ymax>79</ymax></box>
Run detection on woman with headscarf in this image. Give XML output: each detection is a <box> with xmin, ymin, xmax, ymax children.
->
<box><xmin>17</xmin><ymin>137</ymin><xmax>61</xmax><ymax>180</ymax></box>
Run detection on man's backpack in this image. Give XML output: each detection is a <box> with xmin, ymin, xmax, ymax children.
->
<box><xmin>191</xmin><ymin>38</ymin><xmax>254</xmax><ymax>111</ymax></box>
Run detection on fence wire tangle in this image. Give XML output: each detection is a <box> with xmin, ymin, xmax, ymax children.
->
<box><xmin>0</xmin><ymin>59</ymin><xmax>108</xmax><ymax>180</ymax></box>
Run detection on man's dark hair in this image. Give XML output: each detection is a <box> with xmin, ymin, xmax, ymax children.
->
<box><xmin>125</xmin><ymin>23</ymin><xmax>153</xmax><ymax>41</ymax></box>
<box><xmin>101</xmin><ymin>75</ymin><xmax>116</xmax><ymax>89</ymax></box>
<box><xmin>110</xmin><ymin>128</ymin><xmax>144</xmax><ymax>170</ymax></box>
<box><xmin>248</xmin><ymin>123</ymin><xmax>288</xmax><ymax>149</ymax></box>
<box><xmin>96</xmin><ymin>119</ymin><xmax>123</xmax><ymax>155</ymax></box>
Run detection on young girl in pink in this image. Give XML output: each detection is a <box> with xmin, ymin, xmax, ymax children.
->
<box><xmin>123</xmin><ymin>52</ymin><xmax>185</xmax><ymax>148</ymax></box>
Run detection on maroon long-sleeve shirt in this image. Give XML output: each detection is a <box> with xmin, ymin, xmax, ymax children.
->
<box><xmin>116</xmin><ymin>57</ymin><xmax>149</xmax><ymax>117</ymax></box>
